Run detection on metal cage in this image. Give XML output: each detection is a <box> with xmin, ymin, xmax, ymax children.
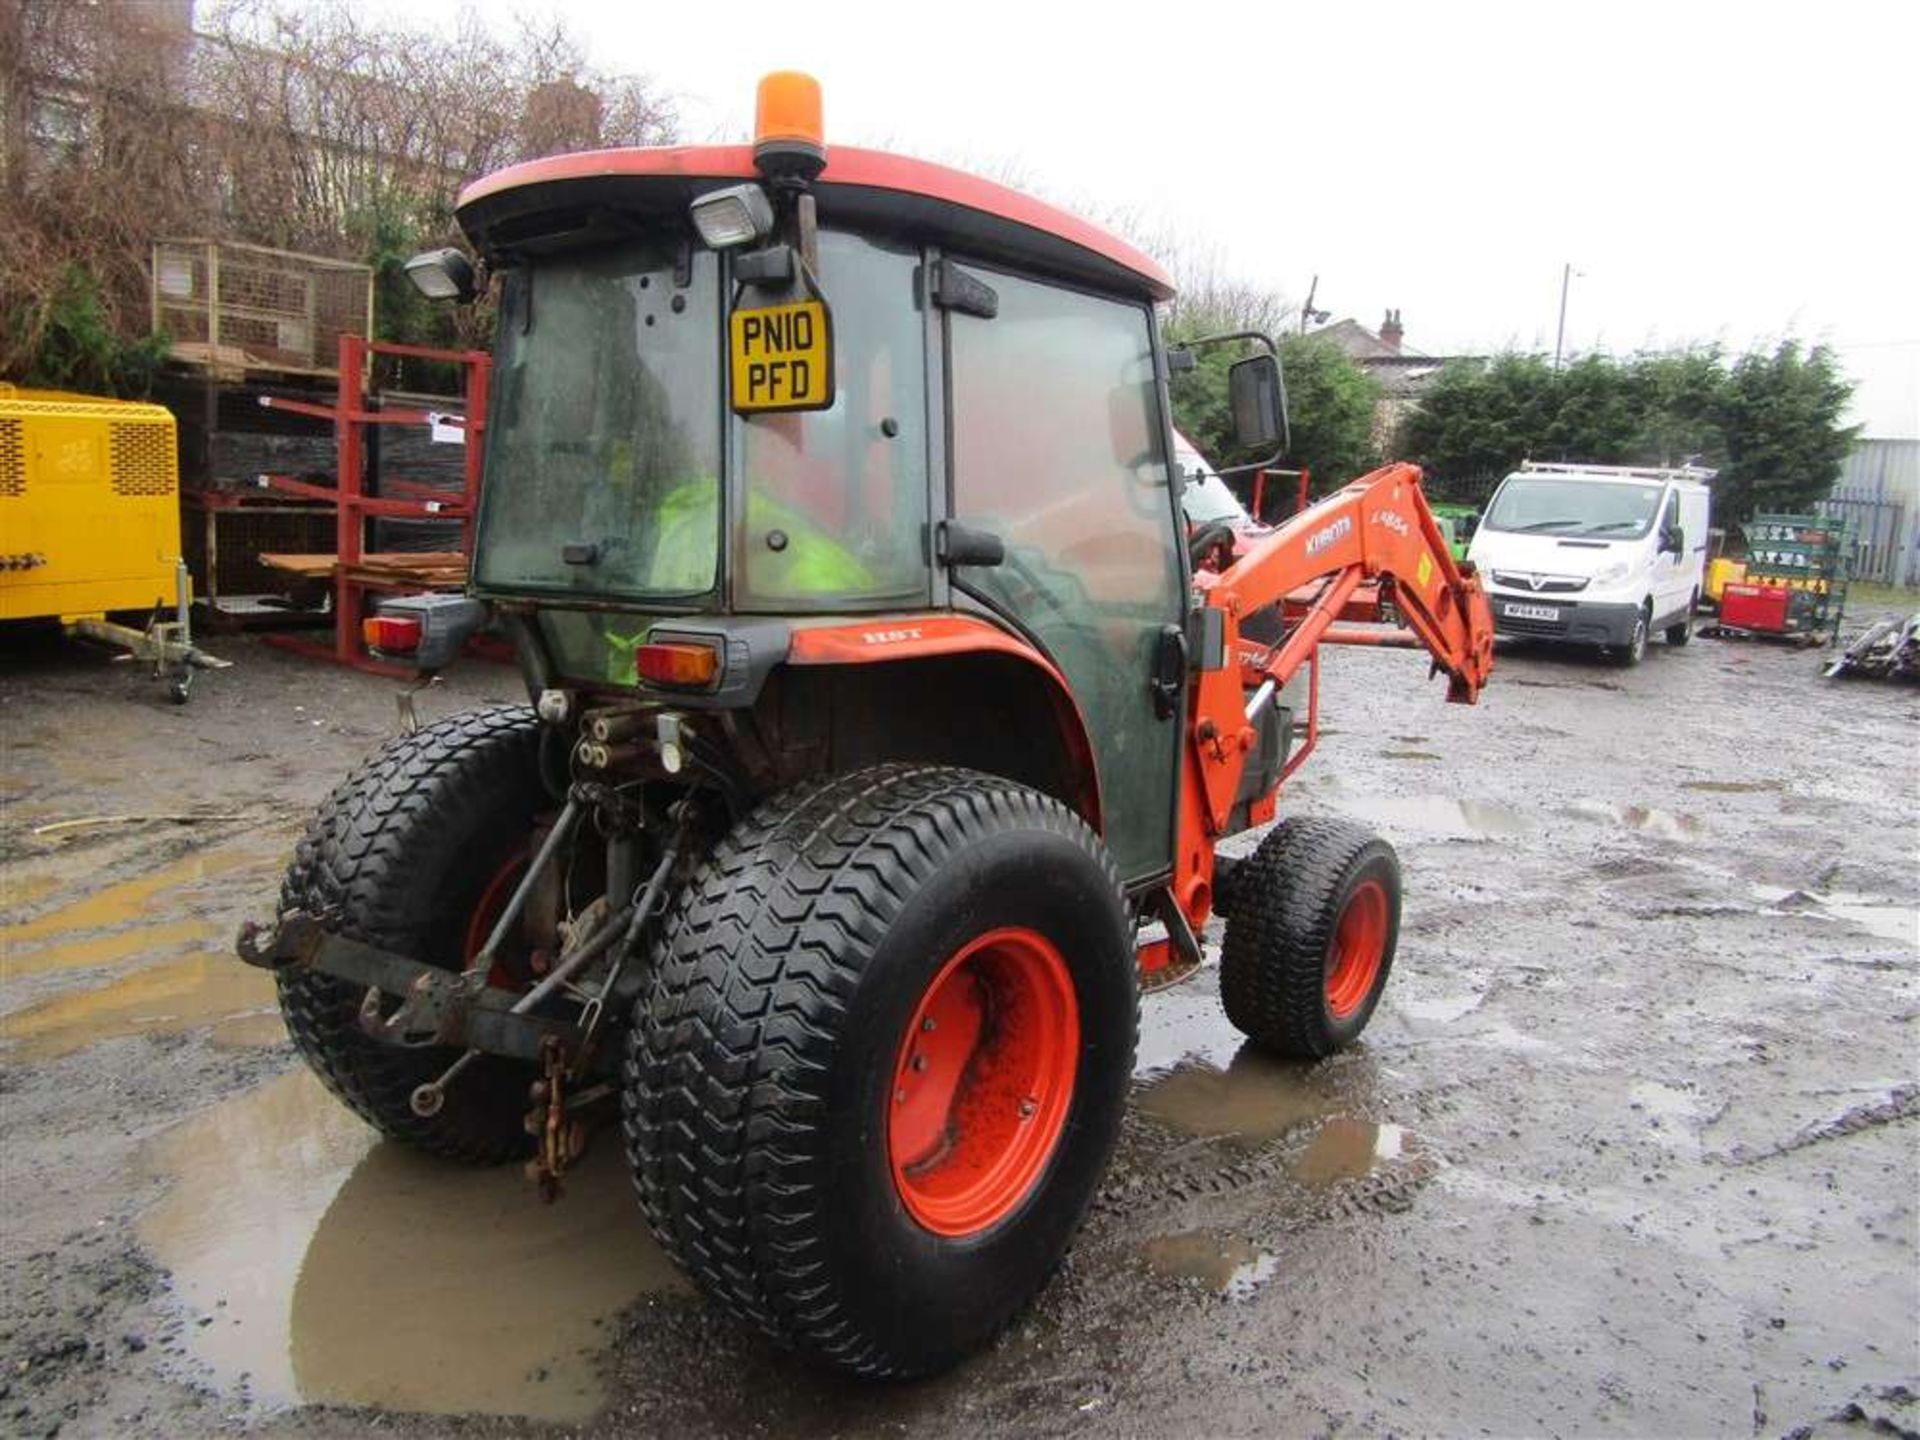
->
<box><xmin>152</xmin><ymin>240</ymin><xmax>374</xmax><ymax>379</ymax></box>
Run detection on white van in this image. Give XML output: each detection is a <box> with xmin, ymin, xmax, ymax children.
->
<box><xmin>1467</xmin><ymin>462</ymin><xmax>1713</xmax><ymax>665</ymax></box>
<box><xmin>1173</xmin><ymin>430</ymin><xmax>1260</xmax><ymax>537</ymax></box>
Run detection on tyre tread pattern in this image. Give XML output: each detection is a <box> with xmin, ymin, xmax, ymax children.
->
<box><xmin>1220</xmin><ymin>815</ymin><xmax>1397</xmax><ymax>1058</ymax></box>
<box><xmin>277</xmin><ymin>703</ymin><xmax>541</xmax><ymax>1163</ymax></box>
<box><xmin>621</xmin><ymin>763</ymin><xmax>1130</xmax><ymax>1377</ymax></box>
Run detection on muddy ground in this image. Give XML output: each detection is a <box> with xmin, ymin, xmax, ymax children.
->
<box><xmin>2</xmin><ymin>623</ymin><xmax>1915</xmax><ymax>1438</ymax></box>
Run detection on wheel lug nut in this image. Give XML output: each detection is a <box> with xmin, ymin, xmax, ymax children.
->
<box><xmin>895</xmin><ymin>1089</ymin><xmax>907</xmax><ymax>1104</ymax></box>
<box><xmin>911</xmin><ymin>1055</ymin><xmax>928</xmax><ymax>1072</ymax></box>
<box><xmin>921</xmin><ymin>1018</ymin><xmax>937</xmax><ymax>1032</ymax></box>
<box><xmin>1018</xmin><ymin>1097</ymin><xmax>1037</xmax><ymax>1119</ymax></box>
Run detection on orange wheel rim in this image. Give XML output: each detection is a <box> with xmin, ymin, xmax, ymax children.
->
<box><xmin>464</xmin><ymin>847</ymin><xmax>530</xmax><ymax>989</ymax></box>
<box><xmin>888</xmin><ymin>927</ymin><xmax>1079</xmax><ymax>1237</ymax></box>
<box><xmin>1325</xmin><ymin>878</ymin><xmax>1387</xmax><ymax>1019</ymax></box>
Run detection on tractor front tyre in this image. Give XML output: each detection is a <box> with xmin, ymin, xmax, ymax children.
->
<box><xmin>622</xmin><ymin>765</ymin><xmax>1136</xmax><ymax>1378</ymax></box>
<box><xmin>1220</xmin><ymin>816</ymin><xmax>1402</xmax><ymax>1059</ymax></box>
<box><xmin>276</xmin><ymin>704</ymin><xmax>547</xmax><ymax>1164</ymax></box>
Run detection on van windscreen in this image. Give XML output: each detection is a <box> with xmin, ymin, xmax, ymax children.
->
<box><xmin>1482</xmin><ymin>478</ymin><xmax>1663</xmax><ymax>539</ymax></box>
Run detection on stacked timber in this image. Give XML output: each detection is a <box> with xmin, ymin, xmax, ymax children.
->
<box><xmin>259</xmin><ymin>552</ymin><xmax>468</xmax><ymax>588</ymax></box>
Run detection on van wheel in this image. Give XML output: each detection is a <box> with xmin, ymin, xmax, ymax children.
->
<box><xmin>1666</xmin><ymin>591</ymin><xmax>1697</xmax><ymax>646</ymax></box>
<box><xmin>1616</xmin><ymin>604</ymin><xmax>1650</xmax><ymax>666</ymax></box>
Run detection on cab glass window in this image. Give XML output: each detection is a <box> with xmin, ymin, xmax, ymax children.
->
<box><xmin>476</xmin><ymin>242</ymin><xmax>721</xmax><ymax>600</ymax></box>
<box><xmin>947</xmin><ymin>268</ymin><xmax>1183</xmax><ymax>882</ymax></box>
<box><xmin>731</xmin><ymin>231</ymin><xmax>929</xmax><ymax>610</ymax></box>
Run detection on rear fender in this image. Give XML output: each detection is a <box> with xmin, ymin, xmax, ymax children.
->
<box><xmin>769</xmin><ymin>615</ymin><xmax>1102</xmax><ymax>832</ymax></box>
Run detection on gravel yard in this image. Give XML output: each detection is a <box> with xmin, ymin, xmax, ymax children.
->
<box><xmin>2</xmin><ymin>625</ymin><xmax>1915</xmax><ymax>1438</ymax></box>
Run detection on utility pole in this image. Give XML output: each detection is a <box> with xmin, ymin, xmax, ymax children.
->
<box><xmin>1299</xmin><ymin>275</ymin><xmax>1329</xmax><ymax>334</ymax></box>
<box><xmin>1553</xmin><ymin>262</ymin><xmax>1572</xmax><ymax>370</ymax></box>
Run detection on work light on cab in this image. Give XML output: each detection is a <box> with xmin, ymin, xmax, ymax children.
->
<box><xmin>689</xmin><ymin>183</ymin><xmax>775</xmax><ymax>249</ymax></box>
<box><xmin>402</xmin><ymin>247</ymin><xmax>476</xmax><ymax>303</ymax></box>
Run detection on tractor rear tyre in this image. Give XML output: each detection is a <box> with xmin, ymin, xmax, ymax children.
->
<box><xmin>622</xmin><ymin>764</ymin><xmax>1136</xmax><ymax>1378</ymax></box>
<box><xmin>276</xmin><ymin>704</ymin><xmax>546</xmax><ymax>1164</ymax></box>
<box><xmin>1221</xmin><ymin>816</ymin><xmax>1401</xmax><ymax>1059</ymax></box>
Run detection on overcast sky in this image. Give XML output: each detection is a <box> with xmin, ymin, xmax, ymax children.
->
<box><xmin>398</xmin><ymin>0</ymin><xmax>1916</xmax><ymax>435</ymax></box>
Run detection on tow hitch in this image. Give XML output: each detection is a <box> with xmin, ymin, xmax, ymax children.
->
<box><xmin>237</xmin><ymin>796</ymin><xmax>686</xmax><ymax>1197</ymax></box>
<box><xmin>236</xmin><ymin>913</ymin><xmax>586</xmax><ymax>1065</ymax></box>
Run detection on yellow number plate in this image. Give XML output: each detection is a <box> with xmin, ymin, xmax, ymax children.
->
<box><xmin>729</xmin><ymin>300</ymin><xmax>834</xmax><ymax>412</ymax></box>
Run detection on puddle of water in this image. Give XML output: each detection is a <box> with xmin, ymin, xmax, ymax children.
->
<box><xmin>1</xmin><ymin>845</ymin><xmax>259</xmax><ymax>944</ymax></box>
<box><xmin>1680</xmin><ymin>780</ymin><xmax>1782</xmax><ymax>794</ymax></box>
<box><xmin>2</xmin><ymin>918</ymin><xmax>215</xmax><ymax>980</ymax></box>
<box><xmin>1628</xmin><ymin>1080</ymin><xmax>1700</xmax><ymax>1122</ymax></box>
<box><xmin>0</xmin><ymin>870</ymin><xmax>65</xmax><ymax>912</ymax></box>
<box><xmin>1566</xmin><ymin>799</ymin><xmax>1704</xmax><ymax>841</ymax></box>
<box><xmin>1629</xmin><ymin>1080</ymin><xmax>1708</xmax><ymax>1155</ymax></box>
<box><xmin>212</xmin><ymin>1010</ymin><xmax>289</xmax><ymax>1049</ymax></box>
<box><xmin>141</xmin><ymin>1070</ymin><xmax>685</xmax><ymax>1422</ymax></box>
<box><xmin>1143</xmin><ymin>1232</ymin><xmax>1279</xmax><ymax>1300</ymax></box>
<box><xmin>1397</xmin><ymin>992</ymin><xmax>1485</xmax><ymax>1024</ymax></box>
<box><xmin>1291</xmin><ymin>1118</ymin><xmax>1404</xmax><ymax>1187</ymax></box>
<box><xmin>1752</xmin><ymin>885</ymin><xmax>1919</xmax><ymax>948</ymax></box>
<box><xmin>1820</xmin><ymin>895</ymin><xmax>1920</xmax><ymax>948</ymax></box>
<box><xmin>1133</xmin><ymin>964</ymin><xmax>1244</xmax><ymax>1077</ymax></box>
<box><xmin>1135</xmin><ymin>1047</ymin><xmax>1340</xmax><ymax>1146</ymax></box>
<box><xmin>0</xmin><ymin>950</ymin><xmax>279</xmax><ymax>1060</ymax></box>
<box><xmin>1327</xmin><ymin>794</ymin><xmax>1531</xmax><ymax>840</ymax></box>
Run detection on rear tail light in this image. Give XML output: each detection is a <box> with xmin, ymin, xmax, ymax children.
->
<box><xmin>363</xmin><ymin>615</ymin><xmax>422</xmax><ymax>653</ymax></box>
<box><xmin>633</xmin><ymin>640</ymin><xmax>719</xmax><ymax>688</ymax></box>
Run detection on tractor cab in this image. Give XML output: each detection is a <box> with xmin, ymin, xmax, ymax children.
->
<box><xmin>435</xmin><ymin>72</ymin><xmax>1286</xmax><ymax>886</ymax></box>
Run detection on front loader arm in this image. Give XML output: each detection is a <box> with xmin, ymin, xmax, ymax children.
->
<box><xmin>1204</xmin><ymin>461</ymin><xmax>1494</xmax><ymax>706</ymax></box>
<box><xmin>1162</xmin><ymin>463</ymin><xmax>1493</xmax><ymax>940</ymax></box>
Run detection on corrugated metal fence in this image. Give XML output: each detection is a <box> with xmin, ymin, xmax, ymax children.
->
<box><xmin>1820</xmin><ymin>439</ymin><xmax>1920</xmax><ymax>586</ymax></box>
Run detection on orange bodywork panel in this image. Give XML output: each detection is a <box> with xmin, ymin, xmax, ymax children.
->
<box><xmin>786</xmin><ymin>612</ymin><xmax>1103</xmax><ymax>831</ymax></box>
<box><xmin>788</xmin><ymin>613</ymin><xmax>1057</xmax><ymax>669</ymax></box>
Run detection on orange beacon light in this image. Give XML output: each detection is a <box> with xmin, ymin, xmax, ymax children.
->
<box><xmin>754</xmin><ymin>71</ymin><xmax>826</xmax><ymax>180</ymax></box>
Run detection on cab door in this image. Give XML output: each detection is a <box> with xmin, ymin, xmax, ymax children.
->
<box><xmin>1654</xmin><ymin>485</ymin><xmax>1691</xmax><ymax>620</ymax></box>
<box><xmin>942</xmin><ymin>261</ymin><xmax>1186</xmax><ymax>885</ymax></box>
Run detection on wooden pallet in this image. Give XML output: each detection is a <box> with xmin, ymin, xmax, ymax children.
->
<box><xmin>259</xmin><ymin>551</ymin><xmax>468</xmax><ymax>587</ymax></box>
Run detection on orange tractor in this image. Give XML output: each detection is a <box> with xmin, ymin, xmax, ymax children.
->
<box><xmin>239</xmin><ymin>73</ymin><xmax>1494</xmax><ymax>1377</ymax></box>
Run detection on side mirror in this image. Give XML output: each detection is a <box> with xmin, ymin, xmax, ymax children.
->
<box><xmin>1665</xmin><ymin>525</ymin><xmax>1685</xmax><ymax>556</ymax></box>
<box><xmin>1229</xmin><ymin>353</ymin><xmax>1288</xmax><ymax>454</ymax></box>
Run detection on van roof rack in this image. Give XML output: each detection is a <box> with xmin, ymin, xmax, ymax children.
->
<box><xmin>1519</xmin><ymin>461</ymin><xmax>1718</xmax><ymax>483</ymax></box>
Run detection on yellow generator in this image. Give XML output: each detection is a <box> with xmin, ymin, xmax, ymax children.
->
<box><xmin>0</xmin><ymin>386</ymin><xmax>224</xmax><ymax>700</ymax></box>
<box><xmin>1704</xmin><ymin>556</ymin><xmax>1746</xmax><ymax>606</ymax></box>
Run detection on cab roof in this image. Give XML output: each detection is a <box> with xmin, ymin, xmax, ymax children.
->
<box><xmin>455</xmin><ymin>144</ymin><xmax>1174</xmax><ymax>303</ymax></box>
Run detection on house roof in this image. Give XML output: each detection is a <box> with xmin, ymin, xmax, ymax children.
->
<box><xmin>1310</xmin><ymin>317</ymin><xmax>1428</xmax><ymax>361</ymax></box>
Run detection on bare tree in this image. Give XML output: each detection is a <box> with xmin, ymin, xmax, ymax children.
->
<box><xmin>1</xmin><ymin>0</ymin><xmax>676</xmax><ymax>380</ymax></box>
